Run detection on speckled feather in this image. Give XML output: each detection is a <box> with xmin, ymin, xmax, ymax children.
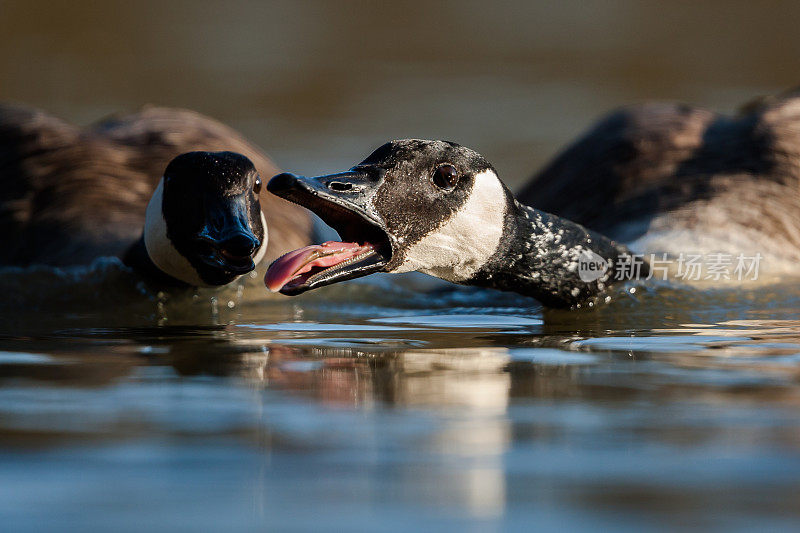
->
<box><xmin>469</xmin><ymin>196</ymin><xmax>641</xmax><ymax>308</ymax></box>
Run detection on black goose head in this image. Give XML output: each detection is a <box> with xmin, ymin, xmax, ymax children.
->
<box><xmin>264</xmin><ymin>139</ymin><xmax>510</xmax><ymax>294</ymax></box>
<box><xmin>144</xmin><ymin>151</ymin><xmax>266</xmax><ymax>286</ymax></box>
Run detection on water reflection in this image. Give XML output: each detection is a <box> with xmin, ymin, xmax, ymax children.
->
<box><xmin>7</xmin><ymin>308</ymin><xmax>800</xmax><ymax>408</ymax></box>
<box><xmin>3</xmin><ymin>235</ymin><xmax>800</xmax><ymax>530</ymax></box>
<box><xmin>4</xmin><ymin>303</ymin><xmax>800</xmax><ymax>528</ymax></box>
<box><xmin>171</xmin><ymin>340</ymin><xmax>517</xmax><ymax>519</ymax></box>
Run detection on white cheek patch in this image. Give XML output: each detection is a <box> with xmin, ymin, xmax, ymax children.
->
<box><xmin>144</xmin><ymin>178</ymin><xmax>207</xmax><ymax>286</ymax></box>
<box><xmin>391</xmin><ymin>169</ymin><xmax>506</xmax><ymax>282</ymax></box>
<box><xmin>253</xmin><ymin>210</ymin><xmax>268</xmax><ymax>267</ymax></box>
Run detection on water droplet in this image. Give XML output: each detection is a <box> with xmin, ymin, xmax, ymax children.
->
<box><xmin>210</xmin><ymin>296</ymin><xmax>219</xmax><ymax>321</ymax></box>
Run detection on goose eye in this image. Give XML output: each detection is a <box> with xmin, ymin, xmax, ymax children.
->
<box><xmin>433</xmin><ymin>164</ymin><xmax>459</xmax><ymax>190</ymax></box>
<box><xmin>253</xmin><ymin>176</ymin><xmax>262</xmax><ymax>194</ymax></box>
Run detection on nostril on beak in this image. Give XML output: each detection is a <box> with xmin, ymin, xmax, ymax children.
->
<box><xmin>327</xmin><ymin>180</ymin><xmax>353</xmax><ymax>192</ymax></box>
<box><xmin>220</xmin><ymin>234</ymin><xmax>259</xmax><ymax>259</ymax></box>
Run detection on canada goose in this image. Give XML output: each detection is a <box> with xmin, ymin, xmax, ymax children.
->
<box><xmin>519</xmin><ymin>90</ymin><xmax>800</xmax><ymax>264</ymax></box>
<box><xmin>262</xmin><ymin>90</ymin><xmax>800</xmax><ymax>306</ymax></box>
<box><xmin>0</xmin><ymin>104</ymin><xmax>312</xmax><ymax>286</ymax></box>
<box><xmin>263</xmin><ymin>140</ymin><xmax>644</xmax><ymax>308</ymax></box>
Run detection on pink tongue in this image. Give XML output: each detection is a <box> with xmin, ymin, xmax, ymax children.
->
<box><xmin>264</xmin><ymin>241</ymin><xmax>371</xmax><ymax>292</ymax></box>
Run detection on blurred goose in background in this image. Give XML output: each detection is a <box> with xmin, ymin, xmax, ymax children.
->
<box><xmin>0</xmin><ymin>104</ymin><xmax>312</xmax><ymax>287</ymax></box>
<box><xmin>519</xmin><ymin>89</ymin><xmax>800</xmax><ymax>265</ymax></box>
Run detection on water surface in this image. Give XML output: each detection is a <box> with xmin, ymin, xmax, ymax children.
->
<box><xmin>3</xmin><ymin>267</ymin><xmax>800</xmax><ymax>531</ymax></box>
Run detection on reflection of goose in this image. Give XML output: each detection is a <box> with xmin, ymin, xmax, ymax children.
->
<box><xmin>396</xmin><ymin>348</ymin><xmax>511</xmax><ymax>411</ymax></box>
<box><xmin>226</xmin><ymin>343</ymin><xmax>513</xmax><ymax>518</ymax></box>
<box><xmin>264</xmin><ymin>140</ymin><xmax>643</xmax><ymax>308</ymax></box>
<box><xmin>0</xmin><ymin>104</ymin><xmax>311</xmax><ymax>286</ymax></box>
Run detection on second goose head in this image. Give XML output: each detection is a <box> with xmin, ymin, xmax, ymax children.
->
<box><xmin>144</xmin><ymin>151</ymin><xmax>267</xmax><ymax>286</ymax></box>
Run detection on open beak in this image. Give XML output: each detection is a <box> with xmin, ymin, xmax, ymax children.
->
<box><xmin>264</xmin><ymin>172</ymin><xmax>392</xmax><ymax>295</ymax></box>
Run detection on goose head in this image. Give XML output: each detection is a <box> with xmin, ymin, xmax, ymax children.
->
<box><xmin>264</xmin><ymin>139</ymin><xmax>509</xmax><ymax>294</ymax></box>
<box><xmin>144</xmin><ymin>151</ymin><xmax>267</xmax><ymax>286</ymax></box>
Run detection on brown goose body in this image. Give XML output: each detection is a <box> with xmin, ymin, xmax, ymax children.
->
<box><xmin>519</xmin><ymin>91</ymin><xmax>800</xmax><ymax>265</ymax></box>
<box><xmin>0</xmin><ymin>104</ymin><xmax>312</xmax><ymax>267</ymax></box>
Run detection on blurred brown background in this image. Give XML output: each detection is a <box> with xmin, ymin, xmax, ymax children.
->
<box><xmin>2</xmin><ymin>0</ymin><xmax>800</xmax><ymax>187</ymax></box>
